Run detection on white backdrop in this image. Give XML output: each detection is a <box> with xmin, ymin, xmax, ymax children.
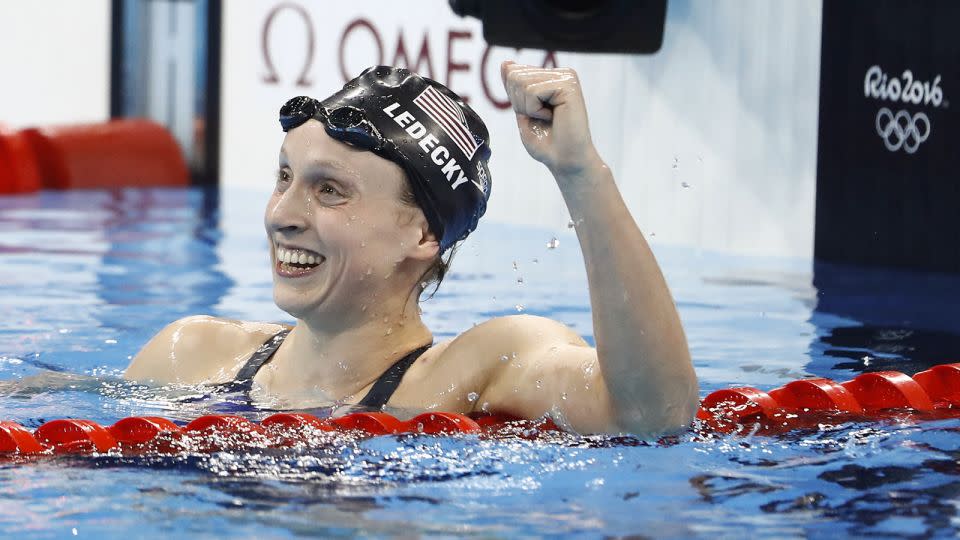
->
<box><xmin>0</xmin><ymin>1</ymin><xmax>111</xmax><ymax>128</ymax></box>
<box><xmin>220</xmin><ymin>0</ymin><xmax>822</xmax><ymax>258</ymax></box>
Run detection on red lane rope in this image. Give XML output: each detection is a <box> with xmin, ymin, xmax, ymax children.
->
<box><xmin>3</xmin><ymin>364</ymin><xmax>960</xmax><ymax>456</ymax></box>
<box><xmin>0</xmin><ymin>411</ymin><xmax>559</xmax><ymax>456</ymax></box>
<box><xmin>697</xmin><ymin>363</ymin><xmax>960</xmax><ymax>434</ymax></box>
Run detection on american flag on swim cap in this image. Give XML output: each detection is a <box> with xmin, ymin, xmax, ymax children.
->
<box><xmin>413</xmin><ymin>86</ymin><xmax>480</xmax><ymax>160</ymax></box>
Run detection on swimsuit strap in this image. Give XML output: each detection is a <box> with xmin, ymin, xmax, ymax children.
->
<box><xmin>233</xmin><ymin>328</ymin><xmax>291</xmax><ymax>384</ymax></box>
<box><xmin>233</xmin><ymin>328</ymin><xmax>430</xmax><ymax>409</ymax></box>
<box><xmin>357</xmin><ymin>344</ymin><xmax>431</xmax><ymax>410</ymax></box>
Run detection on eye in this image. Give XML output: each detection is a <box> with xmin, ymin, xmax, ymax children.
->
<box><xmin>316</xmin><ymin>181</ymin><xmax>347</xmax><ymax>201</ymax></box>
<box><xmin>275</xmin><ymin>169</ymin><xmax>292</xmax><ymax>190</ymax></box>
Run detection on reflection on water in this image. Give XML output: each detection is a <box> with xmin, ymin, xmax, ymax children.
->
<box><xmin>811</xmin><ymin>260</ymin><xmax>960</xmax><ymax>378</ymax></box>
<box><xmin>1</xmin><ymin>187</ymin><xmax>960</xmax><ymax>537</ymax></box>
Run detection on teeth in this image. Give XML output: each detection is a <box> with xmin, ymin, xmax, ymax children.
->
<box><xmin>275</xmin><ymin>245</ymin><xmax>322</xmax><ymax>266</ymax></box>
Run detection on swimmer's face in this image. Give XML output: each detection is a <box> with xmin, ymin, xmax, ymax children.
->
<box><xmin>265</xmin><ymin>120</ymin><xmax>439</xmax><ymax>321</ymax></box>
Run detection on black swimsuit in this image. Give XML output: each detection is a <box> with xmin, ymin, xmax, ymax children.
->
<box><xmin>232</xmin><ymin>328</ymin><xmax>430</xmax><ymax>410</ymax></box>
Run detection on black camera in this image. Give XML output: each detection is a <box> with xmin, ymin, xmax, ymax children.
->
<box><xmin>449</xmin><ymin>0</ymin><xmax>667</xmax><ymax>54</ymax></box>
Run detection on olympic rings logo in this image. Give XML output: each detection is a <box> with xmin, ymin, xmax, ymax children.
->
<box><xmin>875</xmin><ymin>107</ymin><xmax>930</xmax><ymax>154</ymax></box>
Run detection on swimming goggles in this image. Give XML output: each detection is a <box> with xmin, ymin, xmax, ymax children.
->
<box><xmin>279</xmin><ymin>96</ymin><xmax>386</xmax><ymax>152</ymax></box>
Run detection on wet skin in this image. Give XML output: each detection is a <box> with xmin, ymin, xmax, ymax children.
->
<box><xmin>125</xmin><ymin>63</ymin><xmax>698</xmax><ymax>435</ymax></box>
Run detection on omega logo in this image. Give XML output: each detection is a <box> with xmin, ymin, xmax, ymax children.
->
<box><xmin>260</xmin><ymin>3</ymin><xmax>558</xmax><ymax>110</ymax></box>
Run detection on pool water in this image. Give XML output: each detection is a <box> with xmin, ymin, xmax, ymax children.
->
<box><xmin>2</xmin><ymin>187</ymin><xmax>960</xmax><ymax>538</ymax></box>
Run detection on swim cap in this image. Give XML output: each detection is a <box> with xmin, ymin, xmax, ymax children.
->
<box><xmin>279</xmin><ymin>66</ymin><xmax>492</xmax><ymax>252</ymax></box>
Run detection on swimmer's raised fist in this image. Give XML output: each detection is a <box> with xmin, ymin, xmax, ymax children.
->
<box><xmin>500</xmin><ymin>62</ymin><xmax>602</xmax><ymax>178</ymax></box>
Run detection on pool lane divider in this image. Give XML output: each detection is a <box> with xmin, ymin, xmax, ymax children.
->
<box><xmin>4</xmin><ymin>364</ymin><xmax>960</xmax><ymax>456</ymax></box>
<box><xmin>698</xmin><ymin>363</ymin><xmax>960</xmax><ymax>434</ymax></box>
<box><xmin>0</xmin><ymin>412</ymin><xmax>562</xmax><ymax>456</ymax></box>
<box><xmin>0</xmin><ymin>120</ymin><xmax>188</xmax><ymax>194</ymax></box>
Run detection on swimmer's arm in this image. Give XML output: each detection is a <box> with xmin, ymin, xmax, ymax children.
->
<box><xmin>500</xmin><ymin>62</ymin><xmax>698</xmax><ymax>435</ymax></box>
<box><xmin>124</xmin><ymin>315</ymin><xmax>272</xmax><ymax>384</ymax></box>
<box><xmin>465</xmin><ymin>316</ymin><xmax>616</xmax><ymax>433</ymax></box>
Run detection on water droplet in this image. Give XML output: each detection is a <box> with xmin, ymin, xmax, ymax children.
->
<box><xmin>467</xmin><ymin>391</ymin><xmax>479</xmax><ymax>402</ymax></box>
<box><xmin>500</xmin><ymin>354</ymin><xmax>509</xmax><ymax>362</ymax></box>
<box><xmin>536</xmin><ymin>379</ymin><xmax>543</xmax><ymax>389</ymax></box>
<box><xmin>515</xmin><ymin>304</ymin><xmax>524</xmax><ymax>312</ymax></box>
<box><xmin>366</xmin><ymin>267</ymin><xmax>373</xmax><ymax>275</ymax></box>
<box><xmin>681</xmin><ymin>181</ymin><xmax>690</xmax><ymax>188</ymax></box>
<box><xmin>516</xmin><ymin>276</ymin><xmax>524</xmax><ymax>284</ymax></box>
<box><xmin>513</xmin><ymin>386</ymin><xmax>520</xmax><ymax>393</ymax></box>
<box><xmin>416</xmin><ymin>422</ymin><xmax>424</xmax><ymax>432</ymax></box>
<box><xmin>360</xmin><ymin>241</ymin><xmax>367</xmax><ymax>248</ymax></box>
<box><xmin>532</xmin><ymin>258</ymin><xmax>539</xmax><ymax>264</ymax></box>
<box><xmin>385</xmin><ymin>327</ymin><xmax>393</xmax><ymax>335</ymax></box>
<box><xmin>512</xmin><ymin>260</ymin><xmax>518</xmax><ymax>270</ymax></box>
<box><xmin>546</xmin><ymin>237</ymin><xmax>560</xmax><ymax>249</ymax></box>
<box><xmin>481</xmin><ymin>401</ymin><xmax>490</xmax><ymax>412</ymax></box>
<box><xmin>672</xmin><ymin>156</ymin><xmax>679</xmax><ymax>169</ymax></box>
<box><xmin>561</xmin><ymin>392</ymin><xmax>568</xmax><ymax>400</ymax></box>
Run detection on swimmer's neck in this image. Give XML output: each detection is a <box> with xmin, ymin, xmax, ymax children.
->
<box><xmin>263</xmin><ymin>294</ymin><xmax>432</xmax><ymax>399</ymax></box>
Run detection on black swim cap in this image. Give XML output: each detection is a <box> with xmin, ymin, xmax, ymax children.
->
<box><xmin>279</xmin><ymin>66</ymin><xmax>492</xmax><ymax>252</ymax></box>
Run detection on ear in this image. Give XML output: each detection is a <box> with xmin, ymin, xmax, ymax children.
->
<box><xmin>412</xmin><ymin>216</ymin><xmax>441</xmax><ymax>262</ymax></box>
<box><xmin>403</xmin><ymin>210</ymin><xmax>440</xmax><ymax>262</ymax></box>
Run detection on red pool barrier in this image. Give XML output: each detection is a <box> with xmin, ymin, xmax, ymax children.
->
<box><xmin>404</xmin><ymin>412</ymin><xmax>481</xmax><ymax>434</ymax></box>
<box><xmin>0</xmin><ymin>128</ymin><xmax>42</xmax><ymax>194</ymax></box>
<box><xmin>914</xmin><ymin>364</ymin><xmax>960</xmax><ymax>407</ymax></box>
<box><xmin>0</xmin><ymin>421</ymin><xmax>45</xmax><ymax>454</ymax></box>
<box><xmin>331</xmin><ymin>412</ymin><xmax>405</xmax><ymax>435</ymax></box>
<box><xmin>20</xmin><ymin>119</ymin><xmax>188</xmax><ymax>190</ymax></box>
<box><xmin>4</xmin><ymin>364</ymin><xmax>960</xmax><ymax>458</ymax></box>
<box><xmin>34</xmin><ymin>419</ymin><xmax>117</xmax><ymax>454</ymax></box>
<box><xmin>697</xmin><ymin>364</ymin><xmax>960</xmax><ymax>433</ymax></box>
<box><xmin>768</xmin><ymin>378</ymin><xmax>863</xmax><ymax>413</ymax></box>
<box><xmin>261</xmin><ymin>412</ymin><xmax>336</xmax><ymax>432</ymax></box>
<box><xmin>840</xmin><ymin>371</ymin><xmax>934</xmax><ymax>412</ymax></box>
<box><xmin>109</xmin><ymin>416</ymin><xmax>184</xmax><ymax>453</ymax></box>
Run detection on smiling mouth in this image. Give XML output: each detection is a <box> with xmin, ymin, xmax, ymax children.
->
<box><xmin>275</xmin><ymin>244</ymin><xmax>325</xmax><ymax>277</ymax></box>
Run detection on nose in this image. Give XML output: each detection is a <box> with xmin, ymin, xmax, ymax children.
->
<box><xmin>265</xmin><ymin>183</ymin><xmax>311</xmax><ymax>236</ymax></box>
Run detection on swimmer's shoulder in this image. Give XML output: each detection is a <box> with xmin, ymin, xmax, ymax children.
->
<box><xmin>446</xmin><ymin>315</ymin><xmax>589</xmax><ymax>356</ymax></box>
<box><xmin>123</xmin><ymin>315</ymin><xmax>289</xmax><ymax>385</ymax></box>
<box><xmin>399</xmin><ymin>315</ymin><xmax>590</xmax><ymax>407</ymax></box>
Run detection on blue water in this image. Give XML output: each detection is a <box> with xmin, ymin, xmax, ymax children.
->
<box><xmin>2</xmin><ymin>187</ymin><xmax>960</xmax><ymax>538</ymax></box>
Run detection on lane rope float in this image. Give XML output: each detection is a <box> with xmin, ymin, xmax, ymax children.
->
<box><xmin>697</xmin><ymin>363</ymin><xmax>960</xmax><ymax>434</ymax></box>
<box><xmin>3</xmin><ymin>363</ymin><xmax>960</xmax><ymax>457</ymax></box>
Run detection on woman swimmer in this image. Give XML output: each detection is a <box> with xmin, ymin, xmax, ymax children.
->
<box><xmin>124</xmin><ymin>63</ymin><xmax>699</xmax><ymax>435</ymax></box>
